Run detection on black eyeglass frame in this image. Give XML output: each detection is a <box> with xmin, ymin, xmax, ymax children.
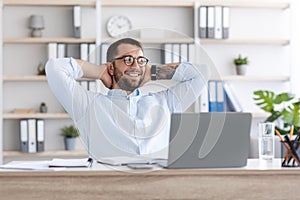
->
<box><xmin>111</xmin><ymin>55</ymin><xmax>149</xmax><ymax>67</ymax></box>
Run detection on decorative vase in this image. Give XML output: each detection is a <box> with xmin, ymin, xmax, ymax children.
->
<box><xmin>235</xmin><ymin>65</ymin><xmax>247</xmax><ymax>75</ymax></box>
<box><xmin>64</xmin><ymin>138</ymin><xmax>76</xmax><ymax>150</ymax></box>
<box><xmin>40</xmin><ymin>105</ymin><xmax>48</xmax><ymax>113</ymax></box>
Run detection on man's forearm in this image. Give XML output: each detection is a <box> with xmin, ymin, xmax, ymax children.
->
<box><xmin>76</xmin><ymin>59</ymin><xmax>106</xmax><ymax>79</ymax></box>
<box><xmin>155</xmin><ymin>62</ymin><xmax>180</xmax><ymax>80</ymax></box>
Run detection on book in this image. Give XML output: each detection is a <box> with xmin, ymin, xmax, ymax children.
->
<box><xmin>48</xmin><ymin>43</ymin><xmax>57</xmax><ymax>59</ymax></box>
<box><xmin>97</xmin><ymin>156</ymin><xmax>166</xmax><ymax>166</ymax></box>
<box><xmin>162</xmin><ymin>43</ymin><xmax>172</xmax><ymax>64</ymax></box>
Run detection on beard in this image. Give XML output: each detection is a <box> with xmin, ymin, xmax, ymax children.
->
<box><xmin>113</xmin><ymin>67</ymin><xmax>144</xmax><ymax>92</ymax></box>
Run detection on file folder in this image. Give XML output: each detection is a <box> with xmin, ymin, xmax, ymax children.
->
<box><xmin>20</xmin><ymin>120</ymin><xmax>28</xmax><ymax>152</ymax></box>
<box><xmin>207</xmin><ymin>6</ymin><xmax>215</xmax><ymax>39</ymax></box>
<box><xmin>208</xmin><ymin>81</ymin><xmax>217</xmax><ymax>112</ymax></box>
<box><xmin>198</xmin><ymin>6</ymin><xmax>207</xmax><ymax>38</ymax></box>
<box><xmin>28</xmin><ymin>119</ymin><xmax>37</xmax><ymax>153</ymax></box>
<box><xmin>37</xmin><ymin>119</ymin><xmax>45</xmax><ymax>152</ymax></box>
<box><xmin>216</xmin><ymin>81</ymin><xmax>225</xmax><ymax>112</ymax></box>
<box><xmin>222</xmin><ymin>7</ymin><xmax>230</xmax><ymax>39</ymax></box>
<box><xmin>73</xmin><ymin>6</ymin><xmax>81</xmax><ymax>38</ymax></box>
<box><xmin>214</xmin><ymin>6</ymin><xmax>223</xmax><ymax>39</ymax></box>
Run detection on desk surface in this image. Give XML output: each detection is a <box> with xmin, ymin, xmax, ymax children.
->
<box><xmin>0</xmin><ymin>159</ymin><xmax>299</xmax><ymax>200</ymax></box>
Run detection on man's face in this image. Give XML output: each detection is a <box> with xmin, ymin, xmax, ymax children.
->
<box><xmin>111</xmin><ymin>44</ymin><xmax>146</xmax><ymax>92</ymax></box>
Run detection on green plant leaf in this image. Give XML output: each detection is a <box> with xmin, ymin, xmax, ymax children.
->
<box><xmin>282</xmin><ymin>101</ymin><xmax>300</xmax><ymax>127</ymax></box>
<box><xmin>253</xmin><ymin>90</ymin><xmax>275</xmax><ymax>113</ymax></box>
<box><xmin>273</xmin><ymin>93</ymin><xmax>294</xmax><ymax>104</ymax></box>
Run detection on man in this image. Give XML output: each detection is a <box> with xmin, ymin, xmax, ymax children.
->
<box><xmin>46</xmin><ymin>38</ymin><xmax>208</xmax><ymax>159</ymax></box>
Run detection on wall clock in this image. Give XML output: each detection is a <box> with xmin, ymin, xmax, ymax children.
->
<box><xmin>106</xmin><ymin>15</ymin><xmax>132</xmax><ymax>38</ymax></box>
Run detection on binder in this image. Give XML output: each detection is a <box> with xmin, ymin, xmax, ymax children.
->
<box><xmin>180</xmin><ymin>43</ymin><xmax>188</xmax><ymax>62</ymax></box>
<box><xmin>48</xmin><ymin>43</ymin><xmax>57</xmax><ymax>59</ymax></box>
<box><xmin>200</xmin><ymin>85</ymin><xmax>209</xmax><ymax>112</ymax></box>
<box><xmin>36</xmin><ymin>119</ymin><xmax>45</xmax><ymax>152</ymax></box>
<box><xmin>198</xmin><ymin>6</ymin><xmax>207</xmax><ymax>38</ymax></box>
<box><xmin>27</xmin><ymin>119</ymin><xmax>37</xmax><ymax>153</ymax></box>
<box><xmin>162</xmin><ymin>43</ymin><xmax>172</xmax><ymax>64</ymax></box>
<box><xmin>100</xmin><ymin>43</ymin><xmax>109</xmax><ymax>64</ymax></box>
<box><xmin>207</xmin><ymin>6</ymin><xmax>215</xmax><ymax>39</ymax></box>
<box><xmin>172</xmin><ymin>44</ymin><xmax>180</xmax><ymax>63</ymax></box>
<box><xmin>20</xmin><ymin>120</ymin><xmax>28</xmax><ymax>152</ymax></box>
<box><xmin>57</xmin><ymin>43</ymin><xmax>66</xmax><ymax>58</ymax></box>
<box><xmin>80</xmin><ymin>43</ymin><xmax>88</xmax><ymax>61</ymax></box>
<box><xmin>216</xmin><ymin>81</ymin><xmax>225</xmax><ymax>111</ymax></box>
<box><xmin>223</xmin><ymin>82</ymin><xmax>243</xmax><ymax>112</ymax></box>
<box><xmin>222</xmin><ymin>7</ymin><xmax>230</xmax><ymax>39</ymax></box>
<box><xmin>214</xmin><ymin>6</ymin><xmax>223</xmax><ymax>39</ymax></box>
<box><xmin>208</xmin><ymin>80</ymin><xmax>217</xmax><ymax>112</ymax></box>
<box><xmin>73</xmin><ymin>6</ymin><xmax>81</xmax><ymax>38</ymax></box>
<box><xmin>187</xmin><ymin>43</ymin><xmax>195</xmax><ymax>62</ymax></box>
<box><xmin>88</xmin><ymin>43</ymin><xmax>97</xmax><ymax>64</ymax></box>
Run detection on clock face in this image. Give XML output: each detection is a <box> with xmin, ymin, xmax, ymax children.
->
<box><xmin>106</xmin><ymin>15</ymin><xmax>132</xmax><ymax>38</ymax></box>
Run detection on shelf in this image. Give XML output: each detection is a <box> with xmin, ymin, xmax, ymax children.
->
<box><xmin>102</xmin><ymin>0</ymin><xmax>194</xmax><ymax>7</ymax></box>
<box><xmin>3</xmin><ymin>75</ymin><xmax>47</xmax><ymax>81</ymax></box>
<box><xmin>215</xmin><ymin>75</ymin><xmax>290</xmax><ymax>82</ymax></box>
<box><xmin>3</xmin><ymin>0</ymin><xmax>289</xmax><ymax>10</ymax></box>
<box><xmin>3</xmin><ymin>150</ymin><xmax>88</xmax><ymax>158</ymax></box>
<box><xmin>200</xmin><ymin>39</ymin><xmax>290</xmax><ymax>46</ymax></box>
<box><xmin>200</xmin><ymin>1</ymin><xmax>289</xmax><ymax>10</ymax></box>
<box><xmin>3</xmin><ymin>113</ymin><xmax>70</xmax><ymax>119</ymax></box>
<box><xmin>3</xmin><ymin>37</ymin><xmax>96</xmax><ymax>44</ymax></box>
<box><xmin>3</xmin><ymin>0</ymin><xmax>96</xmax><ymax>6</ymax></box>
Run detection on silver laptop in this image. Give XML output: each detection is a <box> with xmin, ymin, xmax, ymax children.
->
<box><xmin>160</xmin><ymin>112</ymin><xmax>252</xmax><ymax>169</ymax></box>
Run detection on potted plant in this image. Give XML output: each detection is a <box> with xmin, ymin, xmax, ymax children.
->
<box><xmin>253</xmin><ymin>90</ymin><xmax>300</xmax><ymax>135</ymax></box>
<box><xmin>39</xmin><ymin>102</ymin><xmax>48</xmax><ymax>113</ymax></box>
<box><xmin>233</xmin><ymin>54</ymin><xmax>249</xmax><ymax>75</ymax></box>
<box><xmin>61</xmin><ymin>125</ymin><xmax>80</xmax><ymax>150</ymax></box>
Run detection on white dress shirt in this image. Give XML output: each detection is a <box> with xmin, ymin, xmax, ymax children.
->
<box><xmin>46</xmin><ymin>58</ymin><xmax>208</xmax><ymax>159</ymax></box>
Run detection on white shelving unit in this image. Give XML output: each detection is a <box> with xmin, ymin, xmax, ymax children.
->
<box><xmin>0</xmin><ymin>0</ymin><xmax>295</xmax><ymax>163</ymax></box>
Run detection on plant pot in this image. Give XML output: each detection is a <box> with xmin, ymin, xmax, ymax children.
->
<box><xmin>235</xmin><ymin>64</ymin><xmax>247</xmax><ymax>75</ymax></box>
<box><xmin>64</xmin><ymin>138</ymin><xmax>76</xmax><ymax>150</ymax></box>
<box><xmin>40</xmin><ymin>105</ymin><xmax>48</xmax><ymax>113</ymax></box>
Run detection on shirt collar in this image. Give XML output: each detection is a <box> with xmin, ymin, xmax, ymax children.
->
<box><xmin>107</xmin><ymin>88</ymin><xmax>140</xmax><ymax>97</ymax></box>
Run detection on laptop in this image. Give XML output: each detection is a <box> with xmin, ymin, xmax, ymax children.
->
<box><xmin>160</xmin><ymin>112</ymin><xmax>252</xmax><ymax>169</ymax></box>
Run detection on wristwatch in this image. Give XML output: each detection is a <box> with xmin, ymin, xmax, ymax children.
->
<box><xmin>151</xmin><ymin>65</ymin><xmax>157</xmax><ymax>81</ymax></box>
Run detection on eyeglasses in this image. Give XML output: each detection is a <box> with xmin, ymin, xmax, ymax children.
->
<box><xmin>112</xmin><ymin>55</ymin><xmax>149</xmax><ymax>67</ymax></box>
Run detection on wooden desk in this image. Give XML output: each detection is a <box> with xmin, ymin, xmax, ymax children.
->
<box><xmin>0</xmin><ymin>159</ymin><xmax>299</xmax><ymax>200</ymax></box>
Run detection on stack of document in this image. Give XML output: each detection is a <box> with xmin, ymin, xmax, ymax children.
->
<box><xmin>0</xmin><ymin>158</ymin><xmax>93</xmax><ymax>170</ymax></box>
<box><xmin>97</xmin><ymin>156</ymin><xmax>166</xmax><ymax>166</ymax></box>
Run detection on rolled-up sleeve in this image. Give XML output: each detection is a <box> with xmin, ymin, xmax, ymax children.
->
<box><xmin>45</xmin><ymin>57</ymin><xmax>86</xmax><ymax>120</ymax></box>
<box><xmin>166</xmin><ymin>61</ymin><xmax>209</xmax><ymax>112</ymax></box>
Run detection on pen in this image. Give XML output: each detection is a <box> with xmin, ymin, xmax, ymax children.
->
<box><xmin>276</xmin><ymin>129</ymin><xmax>292</xmax><ymax>166</ymax></box>
<box><xmin>284</xmin><ymin>135</ymin><xmax>300</xmax><ymax>166</ymax></box>
<box><xmin>88</xmin><ymin>158</ymin><xmax>93</xmax><ymax>168</ymax></box>
<box><xmin>290</xmin><ymin>125</ymin><xmax>294</xmax><ymax>139</ymax></box>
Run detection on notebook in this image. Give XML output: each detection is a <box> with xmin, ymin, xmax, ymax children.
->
<box><xmin>159</xmin><ymin>112</ymin><xmax>252</xmax><ymax>169</ymax></box>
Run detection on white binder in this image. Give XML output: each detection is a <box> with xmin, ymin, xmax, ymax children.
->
<box><xmin>198</xmin><ymin>6</ymin><xmax>207</xmax><ymax>38</ymax></box>
<box><xmin>48</xmin><ymin>43</ymin><xmax>57</xmax><ymax>59</ymax></box>
<box><xmin>80</xmin><ymin>43</ymin><xmax>88</xmax><ymax>61</ymax></box>
<box><xmin>20</xmin><ymin>120</ymin><xmax>28</xmax><ymax>152</ymax></box>
<box><xmin>207</xmin><ymin>6</ymin><xmax>215</xmax><ymax>39</ymax></box>
<box><xmin>73</xmin><ymin>6</ymin><xmax>81</xmax><ymax>38</ymax></box>
<box><xmin>37</xmin><ymin>119</ymin><xmax>45</xmax><ymax>152</ymax></box>
<box><xmin>222</xmin><ymin>7</ymin><xmax>230</xmax><ymax>39</ymax></box>
<box><xmin>214</xmin><ymin>6</ymin><xmax>223</xmax><ymax>39</ymax></box>
<box><xmin>28</xmin><ymin>119</ymin><xmax>37</xmax><ymax>153</ymax></box>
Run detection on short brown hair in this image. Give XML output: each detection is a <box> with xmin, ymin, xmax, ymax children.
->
<box><xmin>106</xmin><ymin>38</ymin><xmax>144</xmax><ymax>62</ymax></box>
